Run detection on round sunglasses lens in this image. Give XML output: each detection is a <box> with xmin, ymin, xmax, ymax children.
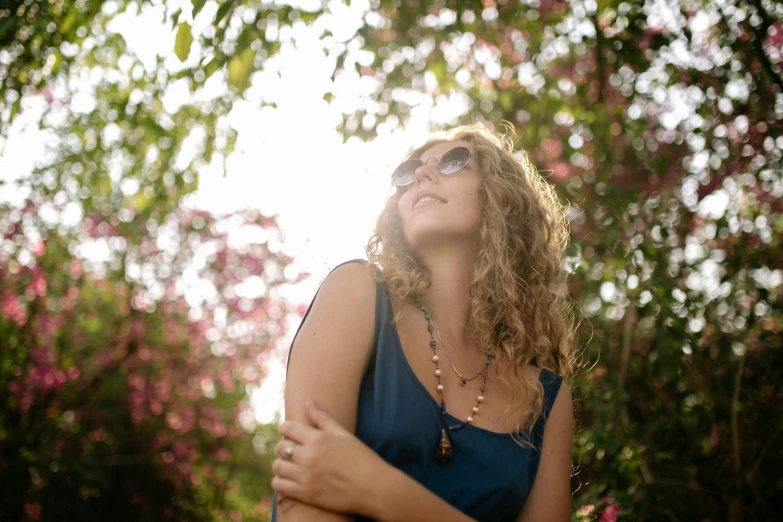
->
<box><xmin>392</xmin><ymin>159</ymin><xmax>421</xmax><ymax>186</ymax></box>
<box><xmin>439</xmin><ymin>147</ymin><xmax>470</xmax><ymax>174</ymax></box>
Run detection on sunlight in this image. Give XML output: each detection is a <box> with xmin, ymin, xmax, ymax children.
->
<box><xmin>103</xmin><ymin>1</ymin><xmax>443</xmax><ymax>424</ymax></box>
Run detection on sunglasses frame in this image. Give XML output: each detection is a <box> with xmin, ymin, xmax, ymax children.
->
<box><xmin>391</xmin><ymin>146</ymin><xmax>472</xmax><ymax>187</ymax></box>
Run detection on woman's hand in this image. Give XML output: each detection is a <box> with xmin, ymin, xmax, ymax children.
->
<box><xmin>272</xmin><ymin>398</ymin><xmax>382</xmax><ymax>516</ymax></box>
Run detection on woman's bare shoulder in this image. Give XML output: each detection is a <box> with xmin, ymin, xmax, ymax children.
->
<box><xmin>284</xmin><ymin>260</ymin><xmax>377</xmax><ymax>431</ymax></box>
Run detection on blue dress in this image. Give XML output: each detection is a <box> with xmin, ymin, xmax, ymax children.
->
<box><xmin>271</xmin><ymin>259</ymin><xmax>564</xmax><ymax>522</ymax></box>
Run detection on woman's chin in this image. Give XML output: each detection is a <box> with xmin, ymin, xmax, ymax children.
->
<box><xmin>404</xmin><ymin>224</ymin><xmax>474</xmax><ymax>250</ymax></box>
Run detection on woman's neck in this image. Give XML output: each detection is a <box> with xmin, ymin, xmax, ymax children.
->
<box><xmin>414</xmin><ymin>245</ymin><xmax>480</xmax><ymax>351</ymax></box>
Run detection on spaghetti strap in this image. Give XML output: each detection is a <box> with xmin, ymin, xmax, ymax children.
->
<box><xmin>540</xmin><ymin>368</ymin><xmax>564</xmax><ymax>419</ymax></box>
<box><xmin>535</xmin><ymin>368</ymin><xmax>564</xmax><ymax>442</ymax></box>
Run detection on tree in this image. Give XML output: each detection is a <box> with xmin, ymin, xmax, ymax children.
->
<box><xmin>1</xmin><ymin>1</ymin><xmax>307</xmax><ymax>520</ymax></box>
<box><xmin>3</xmin><ymin>0</ymin><xmax>782</xmax><ymax>520</ymax></box>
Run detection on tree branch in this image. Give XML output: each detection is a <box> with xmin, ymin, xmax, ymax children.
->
<box><xmin>619</xmin><ymin>303</ymin><xmax>634</xmax><ymax>387</ymax></box>
<box><xmin>750</xmin><ymin>424</ymin><xmax>783</xmax><ymax>479</ymax></box>
<box><xmin>730</xmin><ymin>352</ymin><xmax>746</xmax><ymax>473</ymax></box>
<box><xmin>746</xmin><ymin>0</ymin><xmax>783</xmax><ymax>92</ymax></box>
<box><xmin>591</xmin><ymin>10</ymin><xmax>606</xmax><ymax>104</ymax></box>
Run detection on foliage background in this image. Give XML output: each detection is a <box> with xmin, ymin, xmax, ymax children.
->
<box><xmin>1</xmin><ymin>0</ymin><xmax>782</xmax><ymax>521</ymax></box>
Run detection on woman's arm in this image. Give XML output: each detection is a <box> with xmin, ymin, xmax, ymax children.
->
<box><xmin>276</xmin><ymin>262</ymin><xmax>377</xmax><ymax>521</ymax></box>
<box><xmin>515</xmin><ymin>382</ymin><xmax>574</xmax><ymax>522</ymax></box>
<box><xmin>274</xmin><ymin>399</ymin><xmax>478</xmax><ymax>522</ymax></box>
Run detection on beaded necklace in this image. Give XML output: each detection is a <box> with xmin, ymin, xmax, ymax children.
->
<box><xmin>415</xmin><ymin>297</ymin><xmax>492</xmax><ymax>464</ymax></box>
<box><xmin>431</xmin><ymin>318</ymin><xmax>485</xmax><ymax>386</ymax></box>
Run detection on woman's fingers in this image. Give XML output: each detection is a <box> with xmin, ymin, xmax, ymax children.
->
<box><xmin>279</xmin><ymin>419</ymin><xmax>319</xmax><ymax>445</ymax></box>
<box><xmin>274</xmin><ymin>438</ymin><xmax>300</xmax><ymax>461</ymax></box>
<box><xmin>272</xmin><ymin>457</ymin><xmax>299</xmax><ymax>481</ymax></box>
<box><xmin>304</xmin><ymin>398</ymin><xmax>347</xmax><ymax>434</ymax></box>
<box><xmin>271</xmin><ymin>475</ymin><xmax>307</xmax><ymax>503</ymax></box>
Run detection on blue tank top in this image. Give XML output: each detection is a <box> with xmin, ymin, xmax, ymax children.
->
<box><xmin>271</xmin><ymin>259</ymin><xmax>564</xmax><ymax>522</ymax></box>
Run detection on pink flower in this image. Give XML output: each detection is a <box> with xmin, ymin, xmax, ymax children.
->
<box><xmin>28</xmin><ymin>266</ymin><xmax>47</xmax><ymax>297</ymax></box>
<box><xmin>33</xmin><ymin>363</ymin><xmax>63</xmax><ymax>393</ymax></box>
<box><xmin>173</xmin><ymin>441</ymin><xmax>188</xmax><ymax>458</ymax></box>
<box><xmin>599</xmin><ymin>502</ymin><xmax>621</xmax><ymax>522</ymax></box>
<box><xmin>211</xmin><ymin>423</ymin><xmax>227</xmax><ymax>438</ymax></box>
<box><xmin>215</xmin><ymin>447</ymin><xmax>230</xmax><ymax>461</ymax></box>
<box><xmin>131</xmin><ymin>409</ymin><xmax>146</xmax><ymax>424</ymax></box>
<box><xmin>20</xmin><ymin>392</ymin><xmax>33</xmax><ymax>413</ymax></box>
<box><xmin>31</xmin><ymin>241</ymin><xmax>46</xmax><ymax>257</ymax></box>
<box><xmin>577</xmin><ymin>504</ymin><xmax>595</xmax><ymax>516</ymax></box>
<box><xmin>166</xmin><ymin>412</ymin><xmax>182</xmax><ymax>431</ymax></box>
<box><xmin>25</xmin><ymin>502</ymin><xmax>41</xmax><ymax>520</ymax></box>
<box><xmin>127</xmin><ymin>374</ymin><xmax>146</xmax><ymax>391</ymax></box>
<box><xmin>1</xmin><ymin>292</ymin><xmax>27</xmax><ymax>326</ymax></box>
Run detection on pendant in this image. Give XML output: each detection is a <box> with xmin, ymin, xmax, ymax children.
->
<box><xmin>459</xmin><ymin>376</ymin><xmax>466</xmax><ymax>386</ymax></box>
<box><xmin>435</xmin><ymin>428</ymin><xmax>452</xmax><ymax>464</ymax></box>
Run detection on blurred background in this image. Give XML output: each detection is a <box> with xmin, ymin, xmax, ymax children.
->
<box><xmin>1</xmin><ymin>0</ymin><xmax>781</xmax><ymax>521</ymax></box>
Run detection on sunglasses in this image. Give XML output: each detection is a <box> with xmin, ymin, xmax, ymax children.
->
<box><xmin>391</xmin><ymin>146</ymin><xmax>472</xmax><ymax>187</ymax></box>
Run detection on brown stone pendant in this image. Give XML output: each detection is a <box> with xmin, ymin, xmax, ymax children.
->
<box><xmin>435</xmin><ymin>428</ymin><xmax>452</xmax><ymax>464</ymax></box>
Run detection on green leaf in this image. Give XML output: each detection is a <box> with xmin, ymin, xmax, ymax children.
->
<box><xmin>227</xmin><ymin>47</ymin><xmax>255</xmax><ymax>92</ymax></box>
<box><xmin>175</xmin><ymin>22</ymin><xmax>193</xmax><ymax>62</ymax></box>
<box><xmin>192</xmin><ymin>0</ymin><xmax>208</xmax><ymax>17</ymax></box>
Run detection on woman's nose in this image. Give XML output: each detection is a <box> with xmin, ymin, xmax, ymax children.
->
<box><xmin>413</xmin><ymin>158</ymin><xmax>439</xmax><ymax>184</ymax></box>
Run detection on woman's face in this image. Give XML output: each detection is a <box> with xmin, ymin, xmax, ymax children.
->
<box><xmin>396</xmin><ymin>140</ymin><xmax>483</xmax><ymax>253</ymax></box>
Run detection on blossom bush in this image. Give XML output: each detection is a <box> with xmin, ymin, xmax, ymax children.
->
<box><xmin>0</xmin><ymin>203</ymin><xmax>303</xmax><ymax>521</ymax></box>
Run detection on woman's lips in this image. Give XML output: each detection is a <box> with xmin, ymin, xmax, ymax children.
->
<box><xmin>413</xmin><ymin>197</ymin><xmax>445</xmax><ymax>210</ymax></box>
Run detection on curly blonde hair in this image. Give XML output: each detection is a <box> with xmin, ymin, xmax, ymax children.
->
<box><xmin>364</xmin><ymin>123</ymin><xmax>580</xmax><ymax>448</ymax></box>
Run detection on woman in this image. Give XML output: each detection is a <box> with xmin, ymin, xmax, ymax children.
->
<box><xmin>270</xmin><ymin>123</ymin><xmax>579</xmax><ymax>521</ymax></box>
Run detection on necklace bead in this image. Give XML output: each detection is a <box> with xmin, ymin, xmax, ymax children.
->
<box><xmin>415</xmin><ymin>296</ymin><xmax>493</xmax><ymax>466</ymax></box>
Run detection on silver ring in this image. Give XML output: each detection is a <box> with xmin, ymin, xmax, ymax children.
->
<box><xmin>284</xmin><ymin>442</ymin><xmax>295</xmax><ymax>459</ymax></box>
